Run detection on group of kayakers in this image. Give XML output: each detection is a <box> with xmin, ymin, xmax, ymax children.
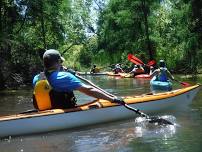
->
<box><xmin>90</xmin><ymin>58</ymin><xmax>175</xmax><ymax>91</ymax></box>
<box><xmin>90</xmin><ymin>60</ymin><xmax>174</xmax><ymax>81</ymax></box>
<box><xmin>32</xmin><ymin>49</ymin><xmax>175</xmax><ymax>111</ymax></box>
<box><xmin>90</xmin><ymin>63</ymin><xmax>146</xmax><ymax>76</ymax></box>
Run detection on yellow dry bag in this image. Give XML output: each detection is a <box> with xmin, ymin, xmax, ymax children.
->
<box><xmin>33</xmin><ymin>79</ymin><xmax>52</xmax><ymax>110</ymax></box>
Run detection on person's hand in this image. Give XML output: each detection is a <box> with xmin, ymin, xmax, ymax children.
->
<box><xmin>113</xmin><ymin>97</ymin><xmax>125</xmax><ymax>105</ymax></box>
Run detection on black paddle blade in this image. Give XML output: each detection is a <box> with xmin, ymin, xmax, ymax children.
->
<box><xmin>123</xmin><ymin>104</ymin><xmax>174</xmax><ymax>125</ymax></box>
<box><xmin>147</xmin><ymin>116</ymin><xmax>174</xmax><ymax>125</ymax></box>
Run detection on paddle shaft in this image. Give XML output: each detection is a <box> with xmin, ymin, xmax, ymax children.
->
<box><xmin>76</xmin><ymin>74</ymin><xmax>148</xmax><ymax>118</ymax></box>
<box><xmin>76</xmin><ymin>74</ymin><xmax>116</xmax><ymax>97</ymax></box>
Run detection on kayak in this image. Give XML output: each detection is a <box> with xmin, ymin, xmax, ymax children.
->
<box><xmin>150</xmin><ymin>76</ymin><xmax>172</xmax><ymax>91</ymax></box>
<box><xmin>119</xmin><ymin>73</ymin><xmax>150</xmax><ymax>78</ymax></box>
<box><xmin>0</xmin><ymin>84</ymin><xmax>200</xmax><ymax>138</ymax></box>
<box><xmin>108</xmin><ymin>73</ymin><xmax>134</xmax><ymax>78</ymax></box>
<box><xmin>77</xmin><ymin>72</ymin><xmax>108</xmax><ymax>76</ymax></box>
<box><xmin>107</xmin><ymin>72</ymin><xmax>123</xmax><ymax>76</ymax></box>
<box><xmin>135</xmin><ymin>74</ymin><xmax>151</xmax><ymax>79</ymax></box>
<box><xmin>119</xmin><ymin>73</ymin><xmax>133</xmax><ymax>78</ymax></box>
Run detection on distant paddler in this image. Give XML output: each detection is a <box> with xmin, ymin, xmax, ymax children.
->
<box><xmin>128</xmin><ymin>64</ymin><xmax>145</xmax><ymax>77</ymax></box>
<box><xmin>149</xmin><ymin>60</ymin><xmax>175</xmax><ymax>91</ymax></box>
<box><xmin>112</xmin><ymin>64</ymin><xmax>124</xmax><ymax>74</ymax></box>
<box><xmin>90</xmin><ymin>64</ymin><xmax>100</xmax><ymax>74</ymax></box>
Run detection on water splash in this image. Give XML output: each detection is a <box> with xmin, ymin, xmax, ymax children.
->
<box><xmin>134</xmin><ymin>115</ymin><xmax>178</xmax><ymax>138</ymax></box>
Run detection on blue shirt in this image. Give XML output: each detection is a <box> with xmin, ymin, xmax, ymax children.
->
<box><xmin>157</xmin><ymin>68</ymin><xmax>168</xmax><ymax>82</ymax></box>
<box><xmin>33</xmin><ymin>71</ymin><xmax>82</xmax><ymax>92</ymax></box>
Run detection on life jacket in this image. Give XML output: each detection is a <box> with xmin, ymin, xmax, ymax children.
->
<box><xmin>91</xmin><ymin>67</ymin><xmax>100</xmax><ymax>73</ymax></box>
<box><xmin>135</xmin><ymin>68</ymin><xmax>144</xmax><ymax>74</ymax></box>
<box><xmin>94</xmin><ymin>67</ymin><xmax>100</xmax><ymax>73</ymax></box>
<box><xmin>33</xmin><ymin>72</ymin><xmax>77</xmax><ymax>110</ymax></box>
<box><xmin>114</xmin><ymin>68</ymin><xmax>123</xmax><ymax>74</ymax></box>
<box><xmin>157</xmin><ymin>67</ymin><xmax>168</xmax><ymax>82</ymax></box>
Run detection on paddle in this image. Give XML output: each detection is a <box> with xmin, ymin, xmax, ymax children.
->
<box><xmin>147</xmin><ymin>60</ymin><xmax>156</xmax><ymax>66</ymax></box>
<box><xmin>76</xmin><ymin>74</ymin><xmax>173</xmax><ymax>125</ymax></box>
<box><xmin>174</xmin><ymin>79</ymin><xmax>191</xmax><ymax>87</ymax></box>
<box><xmin>128</xmin><ymin>54</ymin><xmax>144</xmax><ymax>65</ymax></box>
<box><xmin>128</xmin><ymin>54</ymin><xmax>156</xmax><ymax>66</ymax></box>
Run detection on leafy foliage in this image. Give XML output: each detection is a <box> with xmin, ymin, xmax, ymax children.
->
<box><xmin>0</xmin><ymin>0</ymin><xmax>202</xmax><ymax>89</ymax></box>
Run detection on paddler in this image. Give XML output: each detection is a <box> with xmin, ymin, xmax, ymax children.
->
<box><xmin>150</xmin><ymin>60</ymin><xmax>175</xmax><ymax>82</ymax></box>
<box><xmin>128</xmin><ymin>64</ymin><xmax>145</xmax><ymax>76</ymax></box>
<box><xmin>112</xmin><ymin>64</ymin><xmax>124</xmax><ymax>74</ymax></box>
<box><xmin>32</xmin><ymin>49</ymin><xmax>124</xmax><ymax>110</ymax></box>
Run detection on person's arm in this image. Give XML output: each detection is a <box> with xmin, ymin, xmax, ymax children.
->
<box><xmin>77</xmin><ymin>84</ymin><xmax>125</xmax><ymax>104</ymax></box>
<box><xmin>128</xmin><ymin>68</ymin><xmax>136</xmax><ymax>74</ymax></box>
<box><xmin>64</xmin><ymin>73</ymin><xmax>124</xmax><ymax>104</ymax></box>
<box><xmin>120</xmin><ymin>68</ymin><xmax>124</xmax><ymax>73</ymax></box>
<box><xmin>140</xmin><ymin>66</ymin><xmax>145</xmax><ymax>72</ymax></box>
<box><xmin>32</xmin><ymin>74</ymin><xmax>40</xmax><ymax>87</ymax></box>
<box><xmin>77</xmin><ymin>84</ymin><xmax>115</xmax><ymax>102</ymax></box>
<box><xmin>128</xmin><ymin>68</ymin><xmax>133</xmax><ymax>74</ymax></box>
<box><xmin>166</xmin><ymin>70</ymin><xmax>175</xmax><ymax>80</ymax></box>
<box><xmin>149</xmin><ymin>66</ymin><xmax>154</xmax><ymax>75</ymax></box>
<box><xmin>150</xmin><ymin>69</ymin><xmax>159</xmax><ymax>77</ymax></box>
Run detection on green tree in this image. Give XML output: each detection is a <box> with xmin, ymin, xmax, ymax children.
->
<box><xmin>97</xmin><ymin>0</ymin><xmax>159</xmax><ymax>63</ymax></box>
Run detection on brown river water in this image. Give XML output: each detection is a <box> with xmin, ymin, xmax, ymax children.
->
<box><xmin>0</xmin><ymin>75</ymin><xmax>202</xmax><ymax>152</ymax></box>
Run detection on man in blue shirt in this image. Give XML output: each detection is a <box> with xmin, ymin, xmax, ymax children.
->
<box><xmin>150</xmin><ymin>60</ymin><xmax>174</xmax><ymax>82</ymax></box>
<box><xmin>33</xmin><ymin>49</ymin><xmax>123</xmax><ymax>110</ymax></box>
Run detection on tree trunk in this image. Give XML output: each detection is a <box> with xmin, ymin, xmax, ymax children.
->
<box><xmin>0</xmin><ymin>1</ymin><xmax>5</xmax><ymax>90</ymax></box>
<box><xmin>0</xmin><ymin>0</ymin><xmax>2</xmax><ymax>40</ymax></box>
<box><xmin>141</xmin><ymin>0</ymin><xmax>153</xmax><ymax>60</ymax></box>
<box><xmin>40</xmin><ymin>2</ymin><xmax>47</xmax><ymax>49</ymax></box>
<box><xmin>0</xmin><ymin>67</ymin><xmax>5</xmax><ymax>90</ymax></box>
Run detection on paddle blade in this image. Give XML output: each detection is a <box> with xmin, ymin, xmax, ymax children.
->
<box><xmin>128</xmin><ymin>58</ymin><xmax>141</xmax><ymax>65</ymax></box>
<box><xmin>174</xmin><ymin>80</ymin><xmax>191</xmax><ymax>87</ymax></box>
<box><xmin>147</xmin><ymin>60</ymin><xmax>156</xmax><ymax>66</ymax></box>
<box><xmin>128</xmin><ymin>54</ymin><xmax>139</xmax><ymax>64</ymax></box>
<box><xmin>147</xmin><ymin>116</ymin><xmax>174</xmax><ymax>125</ymax></box>
<box><xmin>123</xmin><ymin>104</ymin><xmax>173</xmax><ymax>125</ymax></box>
<box><xmin>180</xmin><ymin>82</ymin><xmax>191</xmax><ymax>87</ymax></box>
<box><xmin>127</xmin><ymin>54</ymin><xmax>144</xmax><ymax>65</ymax></box>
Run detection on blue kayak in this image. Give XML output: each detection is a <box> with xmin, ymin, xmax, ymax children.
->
<box><xmin>150</xmin><ymin>76</ymin><xmax>172</xmax><ymax>91</ymax></box>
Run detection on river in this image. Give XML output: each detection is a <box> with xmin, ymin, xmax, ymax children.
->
<box><xmin>0</xmin><ymin>75</ymin><xmax>202</xmax><ymax>152</ymax></box>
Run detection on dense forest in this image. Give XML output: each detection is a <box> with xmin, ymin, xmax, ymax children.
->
<box><xmin>0</xmin><ymin>0</ymin><xmax>202</xmax><ymax>89</ymax></box>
